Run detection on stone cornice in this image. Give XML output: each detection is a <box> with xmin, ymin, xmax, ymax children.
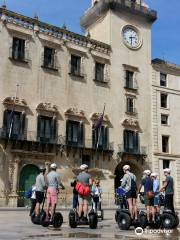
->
<box><xmin>0</xmin><ymin>8</ymin><xmax>111</xmax><ymax>55</ymax></box>
<box><xmin>152</xmin><ymin>58</ymin><xmax>180</xmax><ymax>76</ymax></box>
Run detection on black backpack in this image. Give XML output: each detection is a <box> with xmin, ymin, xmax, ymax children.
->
<box><xmin>129</xmin><ymin>174</ymin><xmax>137</xmax><ymax>191</ymax></box>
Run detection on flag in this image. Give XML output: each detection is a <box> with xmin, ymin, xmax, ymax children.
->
<box><xmin>93</xmin><ymin>104</ymin><xmax>106</xmax><ymax>130</ymax></box>
<box><xmin>8</xmin><ymin>108</ymin><xmax>15</xmax><ymax>139</ymax></box>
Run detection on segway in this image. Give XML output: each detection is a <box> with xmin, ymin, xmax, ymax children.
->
<box><xmin>40</xmin><ymin>204</ymin><xmax>63</xmax><ymax>229</ymax></box>
<box><xmin>31</xmin><ymin>191</ymin><xmax>46</xmax><ymax>225</ymax></box>
<box><xmin>115</xmin><ymin>188</ymin><xmax>147</xmax><ymax>230</ymax></box>
<box><xmin>161</xmin><ymin>209</ymin><xmax>179</xmax><ymax>229</ymax></box>
<box><xmin>69</xmin><ymin>208</ymin><xmax>98</xmax><ymax>229</ymax></box>
<box><xmin>92</xmin><ymin>195</ymin><xmax>104</xmax><ymax>220</ymax></box>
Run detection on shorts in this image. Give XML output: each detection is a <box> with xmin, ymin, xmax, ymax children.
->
<box><xmin>47</xmin><ymin>188</ymin><xmax>58</xmax><ymax>205</ymax></box>
<box><xmin>36</xmin><ymin>191</ymin><xmax>44</xmax><ymax>204</ymax></box>
<box><xmin>78</xmin><ymin>195</ymin><xmax>91</xmax><ymax>205</ymax></box>
<box><xmin>154</xmin><ymin>195</ymin><xmax>160</xmax><ymax>206</ymax></box>
<box><xmin>125</xmin><ymin>189</ymin><xmax>137</xmax><ymax>199</ymax></box>
<box><xmin>144</xmin><ymin>194</ymin><xmax>154</xmax><ymax>206</ymax></box>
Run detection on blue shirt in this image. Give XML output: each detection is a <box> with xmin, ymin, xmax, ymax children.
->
<box><xmin>153</xmin><ymin>179</ymin><xmax>159</xmax><ymax>193</ymax></box>
<box><xmin>141</xmin><ymin>176</ymin><xmax>153</xmax><ymax>193</ymax></box>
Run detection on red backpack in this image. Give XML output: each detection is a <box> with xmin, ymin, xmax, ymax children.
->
<box><xmin>75</xmin><ymin>182</ymin><xmax>90</xmax><ymax>197</ymax></box>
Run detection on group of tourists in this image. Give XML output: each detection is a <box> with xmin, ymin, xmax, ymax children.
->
<box><xmin>29</xmin><ymin>163</ymin><xmax>102</xmax><ymax>223</ymax></box>
<box><xmin>120</xmin><ymin>165</ymin><xmax>174</xmax><ymax>223</ymax></box>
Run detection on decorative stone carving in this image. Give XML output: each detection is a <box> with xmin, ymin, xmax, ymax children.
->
<box><xmin>90</xmin><ymin>113</ymin><xmax>110</xmax><ymax>123</ymax></box>
<box><xmin>122</xmin><ymin>118</ymin><xmax>141</xmax><ymax>130</ymax></box>
<box><xmin>3</xmin><ymin>97</ymin><xmax>27</xmax><ymax>108</ymax></box>
<box><xmin>36</xmin><ymin>103</ymin><xmax>58</xmax><ymax>113</ymax></box>
<box><xmin>64</xmin><ymin>108</ymin><xmax>85</xmax><ymax>118</ymax></box>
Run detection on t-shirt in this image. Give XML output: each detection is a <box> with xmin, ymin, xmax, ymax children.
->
<box><xmin>77</xmin><ymin>172</ymin><xmax>91</xmax><ymax>185</ymax></box>
<box><xmin>153</xmin><ymin>179</ymin><xmax>159</xmax><ymax>194</ymax></box>
<box><xmin>121</xmin><ymin>172</ymin><xmax>136</xmax><ymax>192</ymax></box>
<box><xmin>47</xmin><ymin>171</ymin><xmax>61</xmax><ymax>189</ymax></box>
<box><xmin>35</xmin><ymin>173</ymin><xmax>45</xmax><ymax>192</ymax></box>
<box><xmin>141</xmin><ymin>176</ymin><xmax>153</xmax><ymax>193</ymax></box>
<box><xmin>165</xmin><ymin>175</ymin><xmax>174</xmax><ymax>195</ymax></box>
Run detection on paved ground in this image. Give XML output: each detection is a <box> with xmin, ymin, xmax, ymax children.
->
<box><xmin>0</xmin><ymin>210</ymin><xmax>180</xmax><ymax>240</ymax></box>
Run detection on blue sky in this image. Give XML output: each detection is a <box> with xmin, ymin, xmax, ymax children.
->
<box><xmin>3</xmin><ymin>0</ymin><xmax>180</xmax><ymax>64</ymax></box>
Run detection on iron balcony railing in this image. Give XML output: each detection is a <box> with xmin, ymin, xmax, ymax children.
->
<box><xmin>118</xmin><ymin>144</ymin><xmax>147</xmax><ymax>155</ymax></box>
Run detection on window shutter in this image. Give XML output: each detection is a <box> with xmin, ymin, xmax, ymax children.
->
<box><xmin>135</xmin><ymin>132</ymin><xmax>139</xmax><ymax>153</ymax></box>
<box><xmin>104</xmin><ymin>126</ymin><xmax>108</xmax><ymax>150</ymax></box>
<box><xmin>53</xmin><ymin>117</ymin><xmax>57</xmax><ymax>141</ymax></box>
<box><xmin>66</xmin><ymin>120</ymin><xmax>70</xmax><ymax>144</ymax></box>
<box><xmin>37</xmin><ymin>115</ymin><xmax>41</xmax><ymax>141</ymax></box>
<box><xmin>21</xmin><ymin>112</ymin><xmax>26</xmax><ymax>140</ymax></box>
<box><xmin>123</xmin><ymin>130</ymin><xmax>127</xmax><ymax>151</ymax></box>
<box><xmin>92</xmin><ymin>125</ymin><xmax>96</xmax><ymax>149</ymax></box>
<box><xmin>79</xmin><ymin>122</ymin><xmax>84</xmax><ymax>147</ymax></box>
<box><xmin>3</xmin><ymin>110</ymin><xmax>8</xmax><ymax>129</ymax></box>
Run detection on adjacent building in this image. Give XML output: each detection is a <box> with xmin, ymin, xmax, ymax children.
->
<box><xmin>0</xmin><ymin>0</ymin><xmax>179</xmax><ymax>207</ymax></box>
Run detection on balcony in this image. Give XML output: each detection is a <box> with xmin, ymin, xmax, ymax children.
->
<box><xmin>9</xmin><ymin>47</ymin><xmax>30</xmax><ymax>63</ymax></box>
<box><xmin>85</xmin><ymin>139</ymin><xmax>114</xmax><ymax>152</ymax></box>
<box><xmin>118</xmin><ymin>144</ymin><xmax>147</xmax><ymax>156</ymax></box>
<box><xmin>0</xmin><ymin>128</ymin><xmax>26</xmax><ymax>141</ymax></box>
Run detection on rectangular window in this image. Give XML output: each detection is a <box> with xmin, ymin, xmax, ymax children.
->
<box><xmin>95</xmin><ymin>62</ymin><xmax>105</xmax><ymax>82</ymax></box>
<box><xmin>66</xmin><ymin>120</ymin><xmax>83</xmax><ymax>147</ymax></box>
<box><xmin>160</xmin><ymin>93</ymin><xmax>168</xmax><ymax>108</ymax></box>
<box><xmin>71</xmin><ymin>55</ymin><xmax>81</xmax><ymax>76</ymax></box>
<box><xmin>161</xmin><ymin>114</ymin><xmax>169</xmax><ymax>125</ymax></box>
<box><xmin>163</xmin><ymin>159</ymin><xmax>170</xmax><ymax>169</ymax></box>
<box><xmin>162</xmin><ymin>135</ymin><xmax>169</xmax><ymax>153</ymax></box>
<box><xmin>124</xmin><ymin>130</ymin><xmax>139</xmax><ymax>153</ymax></box>
<box><xmin>126</xmin><ymin>98</ymin><xmax>134</xmax><ymax>113</ymax></box>
<box><xmin>160</xmin><ymin>73</ymin><xmax>167</xmax><ymax>87</ymax></box>
<box><xmin>44</xmin><ymin>47</ymin><xmax>55</xmax><ymax>69</ymax></box>
<box><xmin>37</xmin><ymin>116</ymin><xmax>56</xmax><ymax>142</ymax></box>
<box><xmin>92</xmin><ymin>125</ymin><xmax>108</xmax><ymax>150</ymax></box>
<box><xmin>125</xmin><ymin>70</ymin><xmax>134</xmax><ymax>89</ymax></box>
<box><xmin>12</xmin><ymin>37</ymin><xmax>25</xmax><ymax>61</ymax></box>
<box><xmin>3</xmin><ymin>110</ymin><xmax>25</xmax><ymax>140</ymax></box>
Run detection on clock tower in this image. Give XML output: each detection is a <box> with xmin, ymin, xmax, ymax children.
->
<box><xmin>81</xmin><ymin>0</ymin><xmax>157</xmax><ymax>182</ymax></box>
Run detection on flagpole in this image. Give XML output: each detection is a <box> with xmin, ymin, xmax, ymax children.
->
<box><xmin>94</xmin><ymin>103</ymin><xmax>106</xmax><ymax>168</ymax></box>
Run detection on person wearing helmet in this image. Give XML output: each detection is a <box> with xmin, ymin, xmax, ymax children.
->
<box><xmin>76</xmin><ymin>164</ymin><xmax>92</xmax><ymax>223</ymax></box>
<box><xmin>34</xmin><ymin>166</ymin><xmax>46</xmax><ymax>217</ymax></box>
<box><xmin>121</xmin><ymin>165</ymin><xmax>138</xmax><ymax>222</ymax></box>
<box><xmin>160</xmin><ymin>168</ymin><xmax>174</xmax><ymax>213</ymax></box>
<box><xmin>138</xmin><ymin>169</ymin><xmax>153</xmax><ymax>223</ymax></box>
<box><xmin>151</xmin><ymin>172</ymin><xmax>160</xmax><ymax>222</ymax></box>
<box><xmin>46</xmin><ymin>163</ymin><xmax>65</xmax><ymax>222</ymax></box>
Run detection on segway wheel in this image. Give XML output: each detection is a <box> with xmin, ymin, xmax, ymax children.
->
<box><xmin>117</xmin><ymin>212</ymin><xmax>131</xmax><ymax>230</ymax></box>
<box><xmin>115</xmin><ymin>211</ymin><xmax>119</xmax><ymax>222</ymax></box>
<box><xmin>31</xmin><ymin>212</ymin><xmax>40</xmax><ymax>225</ymax></box>
<box><xmin>40</xmin><ymin>212</ymin><xmax>50</xmax><ymax>227</ymax></box>
<box><xmin>162</xmin><ymin>213</ymin><xmax>175</xmax><ymax>229</ymax></box>
<box><xmin>173</xmin><ymin>215</ymin><xmax>179</xmax><ymax>228</ymax></box>
<box><xmin>138</xmin><ymin>214</ymin><xmax>147</xmax><ymax>229</ymax></box>
<box><xmin>69</xmin><ymin>211</ymin><xmax>77</xmax><ymax>228</ymax></box>
<box><xmin>53</xmin><ymin>212</ymin><xmax>63</xmax><ymax>228</ymax></box>
<box><xmin>89</xmin><ymin>213</ymin><xmax>98</xmax><ymax>229</ymax></box>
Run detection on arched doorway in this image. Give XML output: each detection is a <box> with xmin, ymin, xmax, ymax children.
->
<box><xmin>18</xmin><ymin>164</ymin><xmax>39</xmax><ymax>207</ymax></box>
<box><xmin>114</xmin><ymin>161</ymin><xmax>143</xmax><ymax>190</ymax></box>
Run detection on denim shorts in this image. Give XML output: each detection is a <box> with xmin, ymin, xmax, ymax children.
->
<box><xmin>154</xmin><ymin>195</ymin><xmax>160</xmax><ymax>206</ymax></box>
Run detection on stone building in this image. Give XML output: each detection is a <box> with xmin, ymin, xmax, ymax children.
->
<box><xmin>0</xmin><ymin>0</ymin><xmax>176</xmax><ymax>207</ymax></box>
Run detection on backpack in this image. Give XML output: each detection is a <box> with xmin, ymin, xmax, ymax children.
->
<box><xmin>75</xmin><ymin>182</ymin><xmax>90</xmax><ymax>197</ymax></box>
<box><xmin>25</xmin><ymin>187</ymin><xmax>32</xmax><ymax>199</ymax></box>
<box><xmin>129</xmin><ymin>174</ymin><xmax>137</xmax><ymax>191</ymax></box>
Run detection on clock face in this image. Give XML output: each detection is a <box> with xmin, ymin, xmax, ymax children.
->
<box><xmin>122</xmin><ymin>26</ymin><xmax>142</xmax><ymax>49</ymax></box>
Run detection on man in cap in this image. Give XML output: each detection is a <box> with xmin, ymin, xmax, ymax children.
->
<box><xmin>46</xmin><ymin>163</ymin><xmax>65</xmax><ymax>222</ymax></box>
<box><xmin>76</xmin><ymin>164</ymin><xmax>92</xmax><ymax>222</ymax></box>
<box><xmin>35</xmin><ymin>166</ymin><xmax>46</xmax><ymax>217</ymax></box>
<box><xmin>121</xmin><ymin>165</ymin><xmax>138</xmax><ymax>221</ymax></box>
<box><xmin>139</xmin><ymin>169</ymin><xmax>154</xmax><ymax>223</ymax></box>
<box><xmin>160</xmin><ymin>168</ymin><xmax>174</xmax><ymax>213</ymax></box>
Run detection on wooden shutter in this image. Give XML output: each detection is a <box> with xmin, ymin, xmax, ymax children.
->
<box><xmin>20</xmin><ymin>112</ymin><xmax>26</xmax><ymax>140</ymax></box>
<box><xmin>53</xmin><ymin>117</ymin><xmax>57</xmax><ymax>141</ymax></box>
<box><xmin>104</xmin><ymin>126</ymin><xmax>108</xmax><ymax>150</ymax></box>
<box><xmin>66</xmin><ymin>120</ymin><xmax>70</xmax><ymax>144</ymax></box>
<box><xmin>92</xmin><ymin>125</ymin><xmax>96</xmax><ymax>149</ymax></box>
<box><xmin>37</xmin><ymin>115</ymin><xmax>41</xmax><ymax>141</ymax></box>
<box><xmin>79</xmin><ymin>122</ymin><xmax>84</xmax><ymax>147</ymax></box>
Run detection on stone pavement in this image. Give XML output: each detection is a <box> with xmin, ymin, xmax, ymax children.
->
<box><xmin>0</xmin><ymin>210</ymin><xmax>179</xmax><ymax>240</ymax></box>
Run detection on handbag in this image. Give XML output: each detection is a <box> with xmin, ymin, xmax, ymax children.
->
<box><xmin>146</xmin><ymin>191</ymin><xmax>155</xmax><ymax>199</ymax></box>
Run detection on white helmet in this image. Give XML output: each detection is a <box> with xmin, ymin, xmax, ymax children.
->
<box><xmin>50</xmin><ymin>163</ymin><xmax>57</xmax><ymax>169</ymax></box>
<box><xmin>163</xmin><ymin>168</ymin><xmax>171</xmax><ymax>173</ymax></box>
<box><xmin>80</xmin><ymin>164</ymin><xmax>88</xmax><ymax>170</ymax></box>
<box><xmin>151</xmin><ymin>172</ymin><xmax>158</xmax><ymax>177</ymax></box>
<box><xmin>144</xmin><ymin>169</ymin><xmax>151</xmax><ymax>175</ymax></box>
<box><xmin>123</xmin><ymin>165</ymin><xmax>130</xmax><ymax>171</ymax></box>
